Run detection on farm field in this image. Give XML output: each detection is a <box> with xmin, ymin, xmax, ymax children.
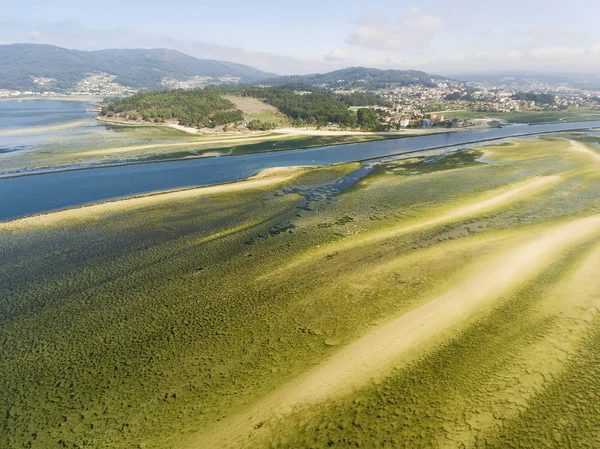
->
<box><xmin>2</xmin><ymin>135</ymin><xmax>600</xmax><ymax>449</ymax></box>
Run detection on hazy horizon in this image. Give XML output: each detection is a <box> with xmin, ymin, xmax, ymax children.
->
<box><xmin>2</xmin><ymin>0</ymin><xmax>600</xmax><ymax>76</ymax></box>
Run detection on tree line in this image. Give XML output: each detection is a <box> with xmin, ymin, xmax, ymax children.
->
<box><xmin>100</xmin><ymin>86</ymin><xmax>392</xmax><ymax>130</ymax></box>
<box><xmin>100</xmin><ymin>88</ymin><xmax>243</xmax><ymax>128</ymax></box>
<box><xmin>241</xmin><ymin>87</ymin><xmax>359</xmax><ymax>127</ymax></box>
<box><xmin>512</xmin><ymin>92</ymin><xmax>556</xmax><ymax>105</ymax></box>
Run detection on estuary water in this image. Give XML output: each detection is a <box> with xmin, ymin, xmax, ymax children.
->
<box><xmin>1</xmin><ymin>100</ymin><xmax>599</xmax><ymax>221</ymax></box>
<box><xmin>0</xmin><ymin>100</ymin><xmax>101</xmax><ymax>154</ymax></box>
<box><xmin>0</xmin><ymin>100</ymin><xmax>94</xmax><ymax>129</ymax></box>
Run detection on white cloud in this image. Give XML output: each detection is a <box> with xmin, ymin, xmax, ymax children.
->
<box><xmin>0</xmin><ymin>19</ymin><xmax>333</xmax><ymax>75</ymax></box>
<box><xmin>2</xmin><ymin>16</ymin><xmax>600</xmax><ymax>76</ymax></box>
<box><xmin>506</xmin><ymin>50</ymin><xmax>524</xmax><ymax>61</ymax></box>
<box><xmin>27</xmin><ymin>30</ymin><xmax>42</xmax><ymax>42</ymax></box>
<box><xmin>346</xmin><ymin>8</ymin><xmax>443</xmax><ymax>52</ymax></box>
<box><xmin>525</xmin><ymin>26</ymin><xmax>572</xmax><ymax>38</ymax></box>
<box><xmin>426</xmin><ymin>44</ymin><xmax>600</xmax><ymax>75</ymax></box>
<box><xmin>324</xmin><ymin>48</ymin><xmax>353</xmax><ymax>62</ymax></box>
<box><xmin>527</xmin><ymin>46</ymin><xmax>586</xmax><ymax>60</ymax></box>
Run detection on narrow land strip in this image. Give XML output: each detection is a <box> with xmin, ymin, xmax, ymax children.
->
<box><xmin>0</xmin><ymin>120</ymin><xmax>90</xmax><ymax>136</ymax></box>
<box><xmin>0</xmin><ymin>166</ymin><xmax>307</xmax><ymax>231</ymax></box>
<box><xmin>76</xmin><ymin>133</ymin><xmax>297</xmax><ymax>157</ymax></box>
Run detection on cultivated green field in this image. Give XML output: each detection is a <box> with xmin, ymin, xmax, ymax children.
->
<box><xmin>2</xmin><ymin>135</ymin><xmax>600</xmax><ymax>449</ymax></box>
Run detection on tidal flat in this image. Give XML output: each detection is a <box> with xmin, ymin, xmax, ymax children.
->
<box><xmin>0</xmin><ymin>115</ymin><xmax>395</xmax><ymax>177</ymax></box>
<box><xmin>2</xmin><ymin>137</ymin><xmax>600</xmax><ymax>449</ymax></box>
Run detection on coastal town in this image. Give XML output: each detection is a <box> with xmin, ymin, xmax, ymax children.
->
<box><xmin>341</xmin><ymin>79</ymin><xmax>600</xmax><ymax>129</ymax></box>
<box><xmin>2</xmin><ymin>71</ymin><xmax>599</xmax><ymax>130</ymax></box>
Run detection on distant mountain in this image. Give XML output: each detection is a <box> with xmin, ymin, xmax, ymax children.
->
<box><xmin>458</xmin><ymin>72</ymin><xmax>600</xmax><ymax>90</ymax></box>
<box><xmin>0</xmin><ymin>44</ymin><xmax>276</xmax><ymax>93</ymax></box>
<box><xmin>261</xmin><ymin>67</ymin><xmax>453</xmax><ymax>89</ymax></box>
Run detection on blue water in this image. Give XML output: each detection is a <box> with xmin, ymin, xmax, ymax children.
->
<box><xmin>0</xmin><ymin>100</ymin><xmax>101</xmax><ymax>151</ymax></box>
<box><xmin>0</xmin><ymin>100</ymin><xmax>94</xmax><ymax>129</ymax></box>
<box><xmin>1</xmin><ymin>110</ymin><xmax>599</xmax><ymax>221</ymax></box>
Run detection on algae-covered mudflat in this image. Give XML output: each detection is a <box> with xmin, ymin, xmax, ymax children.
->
<box><xmin>2</xmin><ymin>135</ymin><xmax>600</xmax><ymax>449</ymax></box>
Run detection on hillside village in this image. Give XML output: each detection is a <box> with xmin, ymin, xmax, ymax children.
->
<box><xmin>0</xmin><ymin>72</ymin><xmax>243</xmax><ymax>98</ymax></box>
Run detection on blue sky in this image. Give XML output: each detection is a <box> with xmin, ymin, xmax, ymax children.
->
<box><xmin>2</xmin><ymin>0</ymin><xmax>599</xmax><ymax>75</ymax></box>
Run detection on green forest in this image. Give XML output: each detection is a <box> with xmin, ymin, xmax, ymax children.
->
<box><xmin>262</xmin><ymin>67</ymin><xmax>446</xmax><ymax>89</ymax></box>
<box><xmin>241</xmin><ymin>87</ymin><xmax>392</xmax><ymax>128</ymax></box>
<box><xmin>102</xmin><ymin>87</ymin><xmax>392</xmax><ymax>130</ymax></box>
<box><xmin>241</xmin><ymin>87</ymin><xmax>358</xmax><ymax>127</ymax></box>
<box><xmin>100</xmin><ymin>89</ymin><xmax>244</xmax><ymax>128</ymax></box>
<box><xmin>512</xmin><ymin>92</ymin><xmax>556</xmax><ymax>105</ymax></box>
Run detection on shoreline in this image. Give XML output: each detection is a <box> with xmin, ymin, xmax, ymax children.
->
<box><xmin>97</xmin><ymin>116</ymin><xmax>203</xmax><ymax>134</ymax></box>
<box><xmin>96</xmin><ymin>115</ymin><xmax>490</xmax><ymax>137</ymax></box>
<box><xmin>96</xmin><ymin>113</ymin><xmax>600</xmax><ymax>141</ymax></box>
<box><xmin>0</xmin><ymin>119</ymin><xmax>94</xmax><ymax>137</ymax></box>
<box><xmin>1</xmin><ymin>126</ymin><xmax>597</xmax><ymax>225</ymax></box>
<box><xmin>0</xmin><ymin>95</ymin><xmax>106</xmax><ymax>104</ymax></box>
<box><xmin>0</xmin><ymin>134</ymin><xmax>409</xmax><ymax>180</ymax></box>
<box><xmin>0</xmin><ymin>166</ymin><xmax>312</xmax><ymax>229</ymax></box>
<box><xmin>1</xmin><ymin>124</ymin><xmax>595</xmax><ymax>181</ymax></box>
<box><xmin>0</xmin><ymin>134</ymin><xmax>400</xmax><ymax>180</ymax></box>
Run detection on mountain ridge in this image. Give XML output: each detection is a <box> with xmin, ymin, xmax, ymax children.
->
<box><xmin>0</xmin><ymin>44</ymin><xmax>457</xmax><ymax>94</ymax></box>
<box><xmin>0</xmin><ymin>43</ymin><xmax>277</xmax><ymax>92</ymax></box>
<box><xmin>261</xmin><ymin>66</ymin><xmax>453</xmax><ymax>89</ymax></box>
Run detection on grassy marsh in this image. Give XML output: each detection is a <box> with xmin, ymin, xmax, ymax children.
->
<box><xmin>442</xmin><ymin>108</ymin><xmax>600</xmax><ymax>124</ymax></box>
<box><xmin>2</xmin><ymin>138</ymin><xmax>600</xmax><ymax>449</ymax></box>
<box><xmin>0</xmin><ymin>120</ymin><xmax>399</xmax><ymax>177</ymax></box>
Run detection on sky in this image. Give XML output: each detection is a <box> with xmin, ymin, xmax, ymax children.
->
<box><xmin>2</xmin><ymin>0</ymin><xmax>600</xmax><ymax>76</ymax></box>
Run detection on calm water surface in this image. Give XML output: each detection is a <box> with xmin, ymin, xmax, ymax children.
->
<box><xmin>0</xmin><ymin>100</ymin><xmax>94</xmax><ymax>129</ymax></box>
<box><xmin>1</xmin><ymin>101</ymin><xmax>599</xmax><ymax>222</ymax></box>
<box><xmin>0</xmin><ymin>100</ymin><xmax>101</xmax><ymax>150</ymax></box>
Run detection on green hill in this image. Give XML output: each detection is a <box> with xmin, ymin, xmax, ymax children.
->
<box><xmin>101</xmin><ymin>86</ymin><xmax>392</xmax><ymax>129</ymax></box>
<box><xmin>0</xmin><ymin>44</ymin><xmax>276</xmax><ymax>92</ymax></box>
<box><xmin>262</xmin><ymin>67</ymin><xmax>451</xmax><ymax>89</ymax></box>
<box><xmin>101</xmin><ymin>89</ymin><xmax>244</xmax><ymax>128</ymax></box>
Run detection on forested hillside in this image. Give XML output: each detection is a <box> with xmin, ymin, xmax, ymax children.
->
<box><xmin>100</xmin><ymin>89</ymin><xmax>243</xmax><ymax>128</ymax></box>
<box><xmin>0</xmin><ymin>44</ymin><xmax>274</xmax><ymax>92</ymax></box>
<box><xmin>263</xmin><ymin>67</ymin><xmax>449</xmax><ymax>89</ymax></box>
<box><xmin>241</xmin><ymin>87</ymin><xmax>358</xmax><ymax>127</ymax></box>
<box><xmin>101</xmin><ymin>87</ymin><xmax>392</xmax><ymax>129</ymax></box>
